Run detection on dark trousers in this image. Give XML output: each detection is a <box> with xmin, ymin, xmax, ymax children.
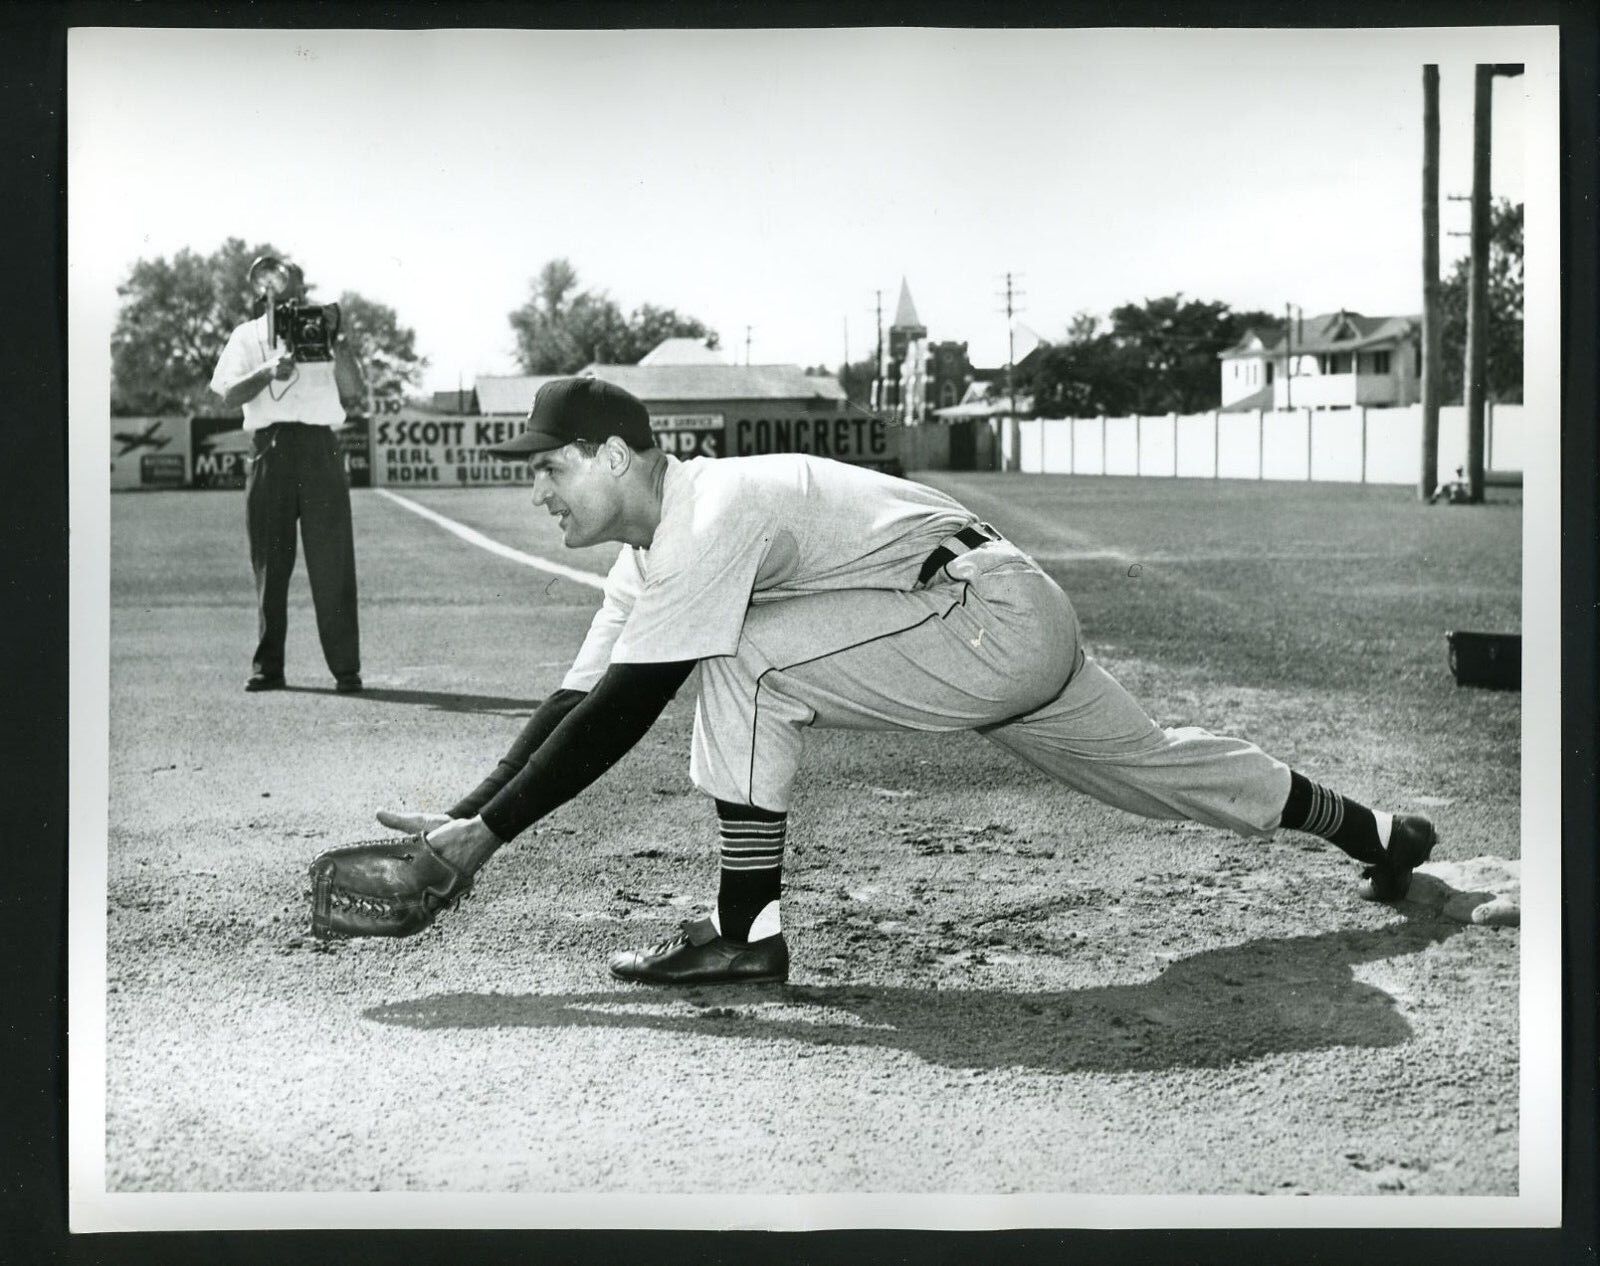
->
<box><xmin>246</xmin><ymin>423</ymin><xmax>360</xmax><ymax>680</ymax></box>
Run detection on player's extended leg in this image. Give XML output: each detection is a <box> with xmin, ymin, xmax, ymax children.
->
<box><xmin>244</xmin><ymin>428</ymin><xmax>299</xmax><ymax>690</ymax></box>
<box><xmin>612</xmin><ymin>565</ymin><xmax>1077</xmax><ymax>985</ymax></box>
<box><xmin>980</xmin><ymin>654</ymin><xmax>1435</xmax><ymax>900</ymax></box>
<box><xmin>296</xmin><ymin>425</ymin><xmax>362</xmax><ymax>690</ymax></box>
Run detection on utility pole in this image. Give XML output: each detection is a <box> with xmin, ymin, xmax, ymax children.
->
<box><xmin>872</xmin><ymin>290</ymin><xmax>885</xmax><ymax>413</ymax></box>
<box><xmin>1000</xmin><ymin>272</ymin><xmax>1024</xmax><ymax>472</ymax></box>
<box><xmin>744</xmin><ymin>325</ymin><xmax>753</xmax><ymax>367</ymax></box>
<box><xmin>1420</xmin><ymin>63</ymin><xmax>1441</xmax><ymax>500</ymax></box>
<box><xmin>1284</xmin><ymin>302</ymin><xmax>1294</xmax><ymax>409</ymax></box>
<box><xmin>1463</xmin><ymin>62</ymin><xmax>1525</xmax><ymax>503</ymax></box>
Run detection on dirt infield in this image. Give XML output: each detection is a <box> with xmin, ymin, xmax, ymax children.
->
<box><xmin>101</xmin><ymin>475</ymin><xmax>1522</xmax><ymax>1203</ymax></box>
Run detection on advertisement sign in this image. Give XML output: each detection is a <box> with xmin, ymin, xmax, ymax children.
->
<box><xmin>337</xmin><ymin>419</ymin><xmax>372</xmax><ymax>488</ymax></box>
<box><xmin>729</xmin><ymin>412</ymin><xmax>896</xmax><ymax>468</ymax></box>
<box><xmin>110</xmin><ymin>417</ymin><xmax>189</xmax><ymax>490</ymax></box>
<box><xmin>649</xmin><ymin>413</ymin><xmax>724</xmax><ymax>459</ymax></box>
<box><xmin>371</xmin><ymin>415</ymin><xmax>531</xmax><ymax>486</ymax></box>
<box><xmin>189</xmin><ymin>417</ymin><xmax>252</xmax><ymax>489</ymax></box>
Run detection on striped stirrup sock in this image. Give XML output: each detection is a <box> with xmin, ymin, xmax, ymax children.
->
<box><xmin>1279</xmin><ymin>771</ymin><xmax>1390</xmax><ymax>866</ymax></box>
<box><xmin>715</xmin><ymin>799</ymin><xmax>786</xmax><ymax>942</ymax></box>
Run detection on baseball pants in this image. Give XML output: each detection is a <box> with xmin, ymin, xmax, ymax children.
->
<box><xmin>689</xmin><ymin>541</ymin><xmax>1291</xmax><ymax>837</ymax></box>
<box><xmin>245</xmin><ymin>422</ymin><xmax>361</xmax><ymax>680</ymax></box>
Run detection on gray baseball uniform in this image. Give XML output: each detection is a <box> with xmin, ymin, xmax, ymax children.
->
<box><xmin>562</xmin><ymin>453</ymin><xmax>1291</xmax><ymax>835</ymax></box>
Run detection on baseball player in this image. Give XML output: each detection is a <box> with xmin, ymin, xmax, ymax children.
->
<box><xmin>368</xmin><ymin>376</ymin><xmax>1436</xmax><ymax>985</ymax></box>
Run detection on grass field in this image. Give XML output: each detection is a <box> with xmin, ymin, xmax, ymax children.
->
<box><xmin>95</xmin><ymin>472</ymin><xmax>1525</xmax><ymax>1205</ymax></box>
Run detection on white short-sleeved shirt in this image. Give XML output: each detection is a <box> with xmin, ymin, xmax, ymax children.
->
<box><xmin>209</xmin><ymin>313</ymin><xmax>347</xmax><ymax>429</ymax></box>
<box><xmin>560</xmin><ymin>454</ymin><xmax>977</xmax><ymax>689</ymax></box>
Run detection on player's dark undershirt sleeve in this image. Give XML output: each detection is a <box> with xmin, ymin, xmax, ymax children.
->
<box><xmin>475</xmin><ymin>659</ymin><xmax>698</xmax><ymax>843</ymax></box>
<box><xmin>446</xmin><ymin>688</ymin><xmax>589</xmax><ymax>820</ymax></box>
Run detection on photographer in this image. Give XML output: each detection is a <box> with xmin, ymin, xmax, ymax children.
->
<box><xmin>209</xmin><ymin>256</ymin><xmax>368</xmax><ymax>693</ymax></box>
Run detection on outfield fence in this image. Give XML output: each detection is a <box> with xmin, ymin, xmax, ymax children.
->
<box><xmin>997</xmin><ymin>403</ymin><xmax>1525</xmax><ymax>485</ymax></box>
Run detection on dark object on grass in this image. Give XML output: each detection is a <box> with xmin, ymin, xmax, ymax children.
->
<box><xmin>1447</xmin><ymin>630</ymin><xmax>1521</xmax><ymax>690</ymax></box>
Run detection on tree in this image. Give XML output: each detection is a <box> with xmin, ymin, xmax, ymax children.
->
<box><xmin>833</xmin><ymin>357</ymin><xmax>878</xmax><ymax>410</ymax></box>
<box><xmin>333</xmin><ymin>292</ymin><xmax>427</xmax><ymax>409</ymax></box>
<box><xmin>508</xmin><ymin>258</ymin><xmax>718</xmax><ymax>373</ymax></box>
<box><xmin>1439</xmin><ymin>198</ymin><xmax>1523</xmax><ymax>404</ymax></box>
<box><xmin>111</xmin><ymin>238</ymin><xmax>272</xmax><ymax>415</ymax></box>
<box><xmin>111</xmin><ymin>237</ymin><xmax>425</xmax><ymax>416</ymax></box>
<box><xmin>1019</xmin><ymin>296</ymin><xmax>1283</xmax><ymax>418</ymax></box>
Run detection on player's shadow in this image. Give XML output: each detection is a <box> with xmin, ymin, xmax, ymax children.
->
<box><xmin>286</xmin><ymin>685</ymin><xmax>537</xmax><ymax>716</ymax></box>
<box><xmin>365</xmin><ymin>917</ymin><xmax>1464</xmax><ymax>1076</ymax></box>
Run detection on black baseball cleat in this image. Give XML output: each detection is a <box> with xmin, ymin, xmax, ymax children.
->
<box><xmin>1357</xmin><ymin>813</ymin><xmax>1438</xmax><ymax>902</ymax></box>
<box><xmin>334</xmin><ymin>675</ymin><xmax>364</xmax><ymax>693</ymax></box>
<box><xmin>245</xmin><ymin>672</ymin><xmax>285</xmax><ymax>692</ymax></box>
<box><xmin>609</xmin><ymin>917</ymin><xmax>790</xmax><ymax>986</ymax></box>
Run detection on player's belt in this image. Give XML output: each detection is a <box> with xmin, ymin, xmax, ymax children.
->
<box><xmin>917</xmin><ymin>523</ymin><xmax>1002</xmax><ymax>587</ymax></box>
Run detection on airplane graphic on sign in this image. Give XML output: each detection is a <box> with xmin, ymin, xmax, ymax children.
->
<box><xmin>114</xmin><ymin>420</ymin><xmax>172</xmax><ymax>458</ymax></box>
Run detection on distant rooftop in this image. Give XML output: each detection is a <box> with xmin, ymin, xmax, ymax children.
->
<box><xmin>473</xmin><ymin>374</ymin><xmax>565</xmax><ymax>415</ymax></box>
<box><xmin>638</xmin><ymin>337</ymin><xmax>730</xmax><ymax>366</ymax></box>
<box><xmin>472</xmin><ymin>364</ymin><xmax>846</xmax><ymax>414</ymax></box>
<box><xmin>1220</xmin><ymin>311</ymin><xmax>1419</xmax><ymax>359</ymax></box>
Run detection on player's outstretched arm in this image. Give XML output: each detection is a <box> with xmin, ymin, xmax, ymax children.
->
<box><xmin>373</xmin><ymin>690</ymin><xmax>589</xmax><ymax>837</ymax></box>
<box><xmin>472</xmin><ymin>658</ymin><xmax>696</xmax><ymax>848</ymax></box>
<box><xmin>443</xmin><ymin>688</ymin><xmax>590</xmax><ymax>821</ymax></box>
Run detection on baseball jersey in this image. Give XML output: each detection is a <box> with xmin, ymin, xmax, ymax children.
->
<box><xmin>561</xmin><ymin>454</ymin><xmax>978</xmax><ymax>690</ymax></box>
<box><xmin>210</xmin><ymin>313</ymin><xmax>347</xmax><ymax>429</ymax></box>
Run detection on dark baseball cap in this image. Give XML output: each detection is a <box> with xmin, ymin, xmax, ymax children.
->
<box><xmin>486</xmin><ymin>376</ymin><xmax>654</xmax><ymax>457</ymax></box>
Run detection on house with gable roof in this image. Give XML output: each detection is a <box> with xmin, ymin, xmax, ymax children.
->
<box><xmin>1219</xmin><ymin>310</ymin><xmax>1421</xmax><ymax>411</ymax></box>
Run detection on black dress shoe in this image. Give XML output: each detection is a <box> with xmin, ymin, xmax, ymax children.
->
<box><xmin>609</xmin><ymin>917</ymin><xmax>789</xmax><ymax>985</ymax></box>
<box><xmin>1358</xmin><ymin>813</ymin><xmax>1438</xmax><ymax>902</ymax></box>
<box><xmin>245</xmin><ymin>673</ymin><xmax>285</xmax><ymax>692</ymax></box>
<box><xmin>334</xmin><ymin>675</ymin><xmax>364</xmax><ymax>693</ymax></box>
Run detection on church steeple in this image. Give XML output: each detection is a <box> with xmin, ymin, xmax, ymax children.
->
<box><xmin>892</xmin><ymin>278</ymin><xmax>925</xmax><ymax>335</ymax></box>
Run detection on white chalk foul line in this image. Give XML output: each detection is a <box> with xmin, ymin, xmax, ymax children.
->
<box><xmin>376</xmin><ymin>488</ymin><xmax>606</xmax><ymax>591</ymax></box>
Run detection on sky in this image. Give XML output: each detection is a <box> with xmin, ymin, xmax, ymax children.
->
<box><xmin>71</xmin><ymin>26</ymin><xmax>1547</xmax><ymax>393</ymax></box>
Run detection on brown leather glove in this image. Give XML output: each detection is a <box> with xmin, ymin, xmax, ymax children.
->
<box><xmin>309</xmin><ymin>835</ymin><xmax>473</xmax><ymax>939</ymax></box>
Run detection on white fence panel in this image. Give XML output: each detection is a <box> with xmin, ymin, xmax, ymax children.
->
<box><xmin>1074</xmin><ymin>417</ymin><xmax>1105</xmax><ymax>475</ymax></box>
<box><xmin>1104</xmin><ymin>416</ymin><xmax>1139</xmax><ymax>475</ymax></box>
<box><xmin>1018</xmin><ymin>419</ymin><xmax>1044</xmax><ymax>474</ymax></box>
<box><xmin>1363</xmin><ymin>404</ymin><xmax>1420</xmax><ymax>484</ymax></box>
<box><xmin>1437</xmin><ymin>405</ymin><xmax>1470</xmax><ymax>479</ymax></box>
<box><xmin>1217</xmin><ymin>412</ymin><xmax>1260</xmax><ymax>479</ymax></box>
<box><xmin>996</xmin><ymin>402</ymin><xmax>1524</xmax><ymax>486</ymax></box>
<box><xmin>1040</xmin><ymin>420</ymin><xmax>1073</xmax><ymax>473</ymax></box>
<box><xmin>1310</xmin><ymin>410</ymin><xmax>1364</xmax><ymax>482</ymax></box>
<box><xmin>1175</xmin><ymin>413</ymin><xmax>1216</xmax><ymax>478</ymax></box>
<box><xmin>1262</xmin><ymin>409</ymin><xmax>1310</xmax><ymax>480</ymax></box>
<box><xmin>1488</xmin><ymin>403</ymin><xmax>1525</xmax><ymax>473</ymax></box>
<box><xmin>1138</xmin><ymin>415</ymin><xmax>1177</xmax><ymax>476</ymax></box>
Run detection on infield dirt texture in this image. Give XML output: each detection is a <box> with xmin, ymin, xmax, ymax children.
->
<box><xmin>104</xmin><ymin>473</ymin><xmax>1521</xmax><ymax>1199</ymax></box>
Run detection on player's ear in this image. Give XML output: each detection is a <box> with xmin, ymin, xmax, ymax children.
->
<box><xmin>603</xmin><ymin>436</ymin><xmax>633</xmax><ymax>476</ymax></box>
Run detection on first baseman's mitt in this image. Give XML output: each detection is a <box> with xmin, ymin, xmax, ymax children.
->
<box><xmin>308</xmin><ymin>834</ymin><xmax>473</xmax><ymax>939</ymax></box>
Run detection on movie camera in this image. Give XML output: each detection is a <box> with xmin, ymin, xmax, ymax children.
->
<box><xmin>248</xmin><ymin>255</ymin><xmax>342</xmax><ymax>363</ymax></box>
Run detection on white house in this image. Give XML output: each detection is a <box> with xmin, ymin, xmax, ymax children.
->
<box><xmin>1219</xmin><ymin>311</ymin><xmax>1421</xmax><ymax>411</ymax></box>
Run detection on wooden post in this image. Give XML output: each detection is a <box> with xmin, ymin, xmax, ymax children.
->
<box><xmin>1360</xmin><ymin>406</ymin><xmax>1368</xmax><ymax>483</ymax></box>
<box><xmin>1420</xmin><ymin>63</ymin><xmax>1442</xmax><ymax>499</ymax></box>
<box><xmin>1257</xmin><ymin>409</ymin><xmax>1265</xmax><ymax>480</ymax></box>
<box><xmin>1463</xmin><ymin>64</ymin><xmax>1493</xmax><ymax>502</ymax></box>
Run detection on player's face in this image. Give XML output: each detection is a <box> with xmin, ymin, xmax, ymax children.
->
<box><xmin>529</xmin><ymin>444</ymin><xmax>623</xmax><ymax>548</ymax></box>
